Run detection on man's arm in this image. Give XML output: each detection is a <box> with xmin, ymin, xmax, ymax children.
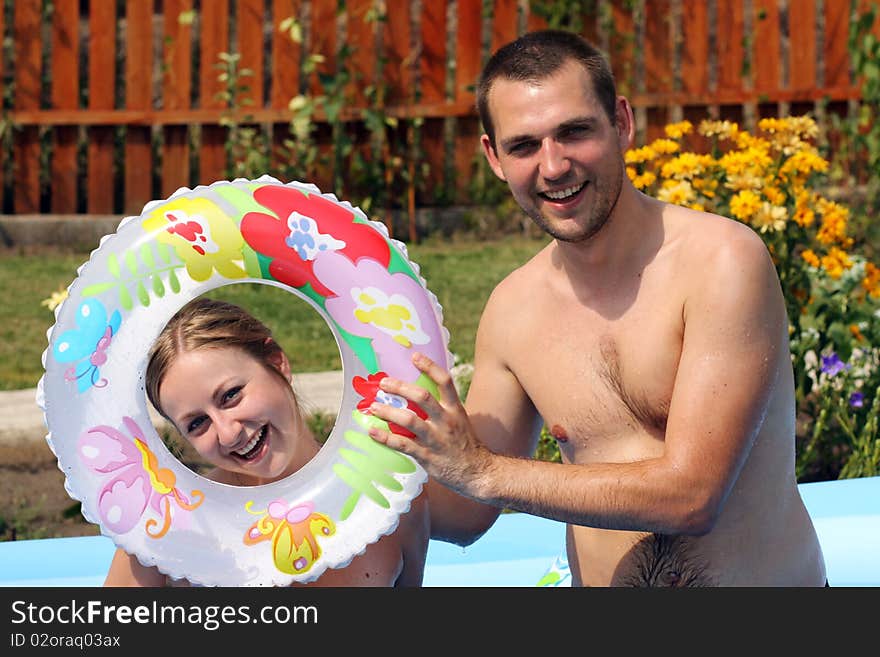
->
<box><xmin>370</xmin><ymin>226</ymin><xmax>785</xmax><ymax>535</ymax></box>
<box><xmin>424</xmin><ymin>282</ymin><xmax>544</xmax><ymax>545</ymax></box>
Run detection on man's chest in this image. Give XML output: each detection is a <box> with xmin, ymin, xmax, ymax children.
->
<box><xmin>509</xmin><ymin>297</ymin><xmax>684</xmax><ymax>447</ymax></box>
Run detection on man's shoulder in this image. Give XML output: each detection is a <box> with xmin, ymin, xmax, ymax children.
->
<box><xmin>671</xmin><ymin>204</ymin><xmax>769</xmax><ymax>269</ymax></box>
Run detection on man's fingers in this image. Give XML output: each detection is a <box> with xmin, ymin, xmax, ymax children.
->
<box><xmin>412</xmin><ymin>352</ymin><xmax>461</xmax><ymax>405</ymax></box>
<box><xmin>369</xmin><ymin>401</ymin><xmax>423</xmax><ymax>431</ymax></box>
<box><xmin>368</xmin><ymin>426</ymin><xmax>418</xmax><ymax>456</ymax></box>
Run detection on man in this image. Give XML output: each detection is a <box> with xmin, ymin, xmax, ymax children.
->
<box><xmin>369</xmin><ymin>30</ymin><xmax>826</xmax><ymax>586</ymax></box>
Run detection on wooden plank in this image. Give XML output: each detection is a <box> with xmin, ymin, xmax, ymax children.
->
<box><xmin>200</xmin><ymin>0</ymin><xmax>230</xmax><ymax>183</ymax></box>
<box><xmin>124</xmin><ymin>0</ymin><xmax>153</xmax><ymax>213</ymax></box>
<box><xmin>51</xmin><ymin>0</ymin><xmax>80</xmax><ymax>213</ymax></box>
<box><xmin>238</xmin><ymin>0</ymin><xmax>265</xmax><ymax>108</ymax></box>
<box><xmin>490</xmin><ymin>0</ymin><xmax>519</xmax><ymax>54</ymax></box>
<box><xmin>608</xmin><ymin>1</ymin><xmax>636</xmax><ymax>96</ymax></box>
<box><xmin>644</xmin><ymin>0</ymin><xmax>673</xmax><ymax>94</ymax></box>
<box><xmin>163</xmin><ymin>0</ymin><xmax>193</xmax><ymax>110</ymax></box>
<box><xmin>13</xmin><ymin>0</ymin><xmax>41</xmax><ymax>213</ymax></box>
<box><xmin>271</xmin><ymin>0</ymin><xmax>302</xmax><ymax>107</ymax></box>
<box><xmin>308</xmin><ymin>0</ymin><xmax>337</xmax><ymax>97</ymax></box>
<box><xmin>384</xmin><ymin>0</ymin><xmax>413</xmax><ymax>105</ymax></box>
<box><xmin>88</xmin><ymin>0</ymin><xmax>117</xmax><ymax>214</ymax></box>
<box><xmin>716</xmin><ymin>0</ymin><xmax>745</xmax><ymax>92</ymax></box>
<box><xmin>753</xmin><ymin>0</ymin><xmax>781</xmax><ymax>94</ymax></box>
<box><xmin>681</xmin><ymin>0</ymin><xmax>709</xmax><ymax>95</ymax></box>
<box><xmin>824</xmin><ymin>0</ymin><xmax>850</xmax><ymax>88</ymax></box>
<box><xmin>420</xmin><ymin>0</ymin><xmax>447</xmax><ymax>104</ymax></box>
<box><xmin>788</xmin><ymin>0</ymin><xmax>816</xmax><ymax>93</ymax></box>
<box><xmin>346</xmin><ymin>0</ymin><xmax>375</xmax><ymax>107</ymax></box>
<box><xmin>455</xmin><ymin>0</ymin><xmax>482</xmax><ymax>105</ymax></box>
<box><xmin>162</xmin><ymin>0</ymin><xmax>194</xmax><ymax>195</ymax></box>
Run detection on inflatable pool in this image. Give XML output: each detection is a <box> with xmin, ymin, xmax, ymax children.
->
<box><xmin>1</xmin><ymin>476</ymin><xmax>877</xmax><ymax>587</ymax></box>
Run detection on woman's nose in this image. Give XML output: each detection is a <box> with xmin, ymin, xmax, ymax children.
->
<box><xmin>539</xmin><ymin>139</ymin><xmax>570</xmax><ymax>180</ymax></box>
<box><xmin>214</xmin><ymin>413</ymin><xmax>244</xmax><ymax>447</ymax></box>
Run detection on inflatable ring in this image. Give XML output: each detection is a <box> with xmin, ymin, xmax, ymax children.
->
<box><xmin>38</xmin><ymin>176</ymin><xmax>452</xmax><ymax>586</ymax></box>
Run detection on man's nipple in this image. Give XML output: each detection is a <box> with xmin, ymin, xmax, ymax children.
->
<box><xmin>550</xmin><ymin>424</ymin><xmax>568</xmax><ymax>443</ymax></box>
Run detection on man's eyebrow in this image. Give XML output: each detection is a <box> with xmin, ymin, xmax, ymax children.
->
<box><xmin>499</xmin><ymin>117</ymin><xmax>599</xmax><ymax>151</ymax></box>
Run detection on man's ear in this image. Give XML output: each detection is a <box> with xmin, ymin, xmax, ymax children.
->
<box><xmin>480</xmin><ymin>134</ymin><xmax>507</xmax><ymax>181</ymax></box>
<box><xmin>615</xmin><ymin>96</ymin><xmax>635</xmax><ymax>151</ymax></box>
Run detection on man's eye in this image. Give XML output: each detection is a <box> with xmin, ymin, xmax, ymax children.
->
<box><xmin>509</xmin><ymin>141</ymin><xmax>537</xmax><ymax>155</ymax></box>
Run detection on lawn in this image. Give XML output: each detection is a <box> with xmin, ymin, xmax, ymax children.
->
<box><xmin>0</xmin><ymin>235</ymin><xmax>550</xmax><ymax>391</ymax></box>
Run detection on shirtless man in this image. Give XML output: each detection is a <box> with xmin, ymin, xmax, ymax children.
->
<box><xmin>368</xmin><ymin>30</ymin><xmax>826</xmax><ymax>586</ymax></box>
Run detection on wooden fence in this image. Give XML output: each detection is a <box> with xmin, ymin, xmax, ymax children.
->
<box><xmin>0</xmin><ymin>0</ymin><xmax>876</xmax><ymax>227</ymax></box>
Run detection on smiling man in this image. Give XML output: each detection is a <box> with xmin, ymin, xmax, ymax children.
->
<box><xmin>367</xmin><ymin>30</ymin><xmax>827</xmax><ymax>587</ymax></box>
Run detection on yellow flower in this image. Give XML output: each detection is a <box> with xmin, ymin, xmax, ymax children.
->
<box><xmin>793</xmin><ymin>206</ymin><xmax>815</xmax><ymax>228</ymax></box>
<box><xmin>625</xmin><ymin>145</ymin><xmax>658</xmax><ymax>164</ymax></box>
<box><xmin>723</xmin><ymin>172</ymin><xmax>763</xmax><ymax>191</ymax></box>
<box><xmin>142</xmin><ymin>197</ymin><xmax>249</xmax><ymax>282</ymax></box>
<box><xmin>751</xmin><ymin>202</ymin><xmax>788</xmax><ymax>233</ymax></box>
<box><xmin>698</xmin><ymin>119</ymin><xmax>739</xmax><ymax>140</ymax></box>
<box><xmin>664</xmin><ymin>121</ymin><xmax>693</xmax><ymax>139</ymax></box>
<box><xmin>780</xmin><ymin>149</ymin><xmax>829</xmax><ymax>177</ymax></box>
<box><xmin>729</xmin><ymin>190</ymin><xmax>762</xmax><ymax>221</ymax></box>
<box><xmin>41</xmin><ymin>288</ymin><xmax>68</xmax><ymax>312</ymax></box>
<box><xmin>820</xmin><ymin>247</ymin><xmax>853</xmax><ymax>279</ymax></box>
<box><xmin>649</xmin><ymin>138</ymin><xmax>680</xmax><ymax>155</ymax></box>
<box><xmin>626</xmin><ymin>166</ymin><xmax>637</xmax><ymax>180</ymax></box>
<box><xmin>632</xmin><ymin>171</ymin><xmax>657</xmax><ymax>190</ymax></box>
<box><xmin>801</xmin><ymin>249</ymin><xmax>820</xmax><ymax>268</ymax></box>
<box><xmin>763</xmin><ymin>186</ymin><xmax>787</xmax><ymax>206</ymax></box>
<box><xmin>660</xmin><ymin>152</ymin><xmax>706</xmax><ymax>179</ymax></box>
<box><xmin>864</xmin><ymin>262</ymin><xmax>880</xmax><ymax>299</ymax></box>
<box><xmin>657</xmin><ymin>180</ymin><xmax>695</xmax><ymax>206</ymax></box>
<box><xmin>816</xmin><ymin>200</ymin><xmax>853</xmax><ymax>247</ymax></box>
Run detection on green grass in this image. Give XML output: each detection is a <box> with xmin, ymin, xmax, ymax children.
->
<box><xmin>0</xmin><ymin>235</ymin><xmax>549</xmax><ymax>391</ymax></box>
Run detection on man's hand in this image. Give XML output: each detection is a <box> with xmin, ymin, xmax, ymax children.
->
<box><xmin>366</xmin><ymin>352</ymin><xmax>495</xmax><ymax>498</ymax></box>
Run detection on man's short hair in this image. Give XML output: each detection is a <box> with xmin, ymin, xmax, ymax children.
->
<box><xmin>476</xmin><ymin>30</ymin><xmax>618</xmax><ymax>150</ymax></box>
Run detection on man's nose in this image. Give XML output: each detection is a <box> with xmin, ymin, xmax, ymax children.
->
<box><xmin>539</xmin><ymin>139</ymin><xmax>570</xmax><ymax>180</ymax></box>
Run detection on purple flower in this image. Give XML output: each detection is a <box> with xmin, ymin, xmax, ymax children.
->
<box><xmin>820</xmin><ymin>353</ymin><xmax>849</xmax><ymax>377</ymax></box>
<box><xmin>849</xmin><ymin>392</ymin><xmax>865</xmax><ymax>408</ymax></box>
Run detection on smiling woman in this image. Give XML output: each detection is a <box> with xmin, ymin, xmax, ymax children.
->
<box><xmin>38</xmin><ymin>177</ymin><xmax>451</xmax><ymax>586</ymax></box>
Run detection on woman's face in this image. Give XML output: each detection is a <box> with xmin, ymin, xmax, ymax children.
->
<box><xmin>158</xmin><ymin>346</ymin><xmax>313</xmax><ymax>485</ymax></box>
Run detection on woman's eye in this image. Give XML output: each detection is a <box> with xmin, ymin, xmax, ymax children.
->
<box><xmin>223</xmin><ymin>386</ymin><xmax>242</xmax><ymax>404</ymax></box>
<box><xmin>187</xmin><ymin>416</ymin><xmax>207</xmax><ymax>434</ymax></box>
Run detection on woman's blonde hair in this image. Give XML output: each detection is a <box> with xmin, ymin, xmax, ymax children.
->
<box><xmin>146</xmin><ymin>297</ymin><xmax>291</xmax><ymax>419</ymax></box>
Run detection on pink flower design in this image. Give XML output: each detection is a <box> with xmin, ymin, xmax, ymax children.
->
<box><xmin>313</xmin><ymin>251</ymin><xmax>446</xmax><ymax>380</ymax></box>
<box><xmin>78</xmin><ymin>417</ymin><xmax>204</xmax><ymax>538</ymax></box>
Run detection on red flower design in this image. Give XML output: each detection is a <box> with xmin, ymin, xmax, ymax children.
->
<box><xmin>352</xmin><ymin>372</ymin><xmax>427</xmax><ymax>439</ymax></box>
<box><xmin>240</xmin><ymin>185</ymin><xmax>391</xmax><ymax>297</ymax></box>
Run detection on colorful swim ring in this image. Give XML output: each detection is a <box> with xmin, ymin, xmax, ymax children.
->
<box><xmin>37</xmin><ymin>176</ymin><xmax>452</xmax><ymax>586</ymax></box>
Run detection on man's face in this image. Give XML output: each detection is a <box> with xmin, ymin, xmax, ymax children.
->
<box><xmin>481</xmin><ymin>60</ymin><xmax>631</xmax><ymax>243</ymax></box>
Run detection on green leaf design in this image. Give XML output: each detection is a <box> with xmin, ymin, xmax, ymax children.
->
<box><xmin>82</xmin><ymin>282</ymin><xmax>117</xmax><ymax>297</ymax></box>
<box><xmin>168</xmin><ymin>268</ymin><xmax>181</xmax><ymax>293</ymax></box>
<box><xmin>334</xmin><ymin>430</ymin><xmax>417</xmax><ymax>520</ymax></box>
<box><xmin>151</xmin><ymin>275</ymin><xmax>165</xmax><ymax>297</ymax></box>
<box><xmin>118</xmin><ymin>285</ymin><xmax>133</xmax><ymax>311</ymax></box>
<box><xmin>136</xmin><ymin>281</ymin><xmax>150</xmax><ymax>307</ymax></box>
<box><xmin>107</xmin><ymin>253</ymin><xmax>121</xmax><ymax>279</ymax></box>
<box><xmin>140</xmin><ymin>243</ymin><xmax>154</xmax><ymax>269</ymax></box>
<box><xmin>156</xmin><ymin>242</ymin><xmax>171</xmax><ymax>263</ymax></box>
<box><xmin>124</xmin><ymin>251</ymin><xmax>138</xmax><ymax>276</ymax></box>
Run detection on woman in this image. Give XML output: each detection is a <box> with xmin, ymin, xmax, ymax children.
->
<box><xmin>104</xmin><ymin>297</ymin><xmax>430</xmax><ymax>586</ymax></box>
